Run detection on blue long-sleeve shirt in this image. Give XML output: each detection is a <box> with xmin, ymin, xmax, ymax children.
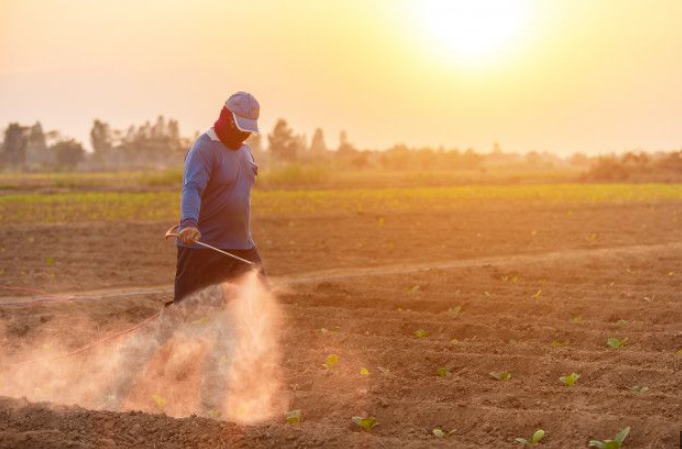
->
<box><xmin>178</xmin><ymin>128</ymin><xmax>257</xmax><ymax>249</ymax></box>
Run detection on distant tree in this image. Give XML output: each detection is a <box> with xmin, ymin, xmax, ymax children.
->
<box><xmin>51</xmin><ymin>139</ymin><xmax>85</xmax><ymax>169</ymax></box>
<box><xmin>90</xmin><ymin>119</ymin><xmax>113</xmax><ymax>163</ymax></box>
<box><xmin>1</xmin><ymin>123</ymin><xmax>28</xmax><ymax>168</ymax></box>
<box><xmin>296</xmin><ymin>134</ymin><xmax>308</xmax><ymax>154</ymax></box>
<box><xmin>25</xmin><ymin>122</ymin><xmax>53</xmax><ymax>168</ymax></box>
<box><xmin>569</xmin><ymin>152</ymin><xmax>590</xmax><ymax>167</ymax></box>
<box><xmin>310</xmin><ymin>128</ymin><xmax>327</xmax><ymax>154</ymax></box>
<box><xmin>168</xmin><ymin>119</ymin><xmax>180</xmax><ymax>142</ymax></box>
<box><xmin>245</xmin><ymin>133</ymin><xmax>263</xmax><ymax>155</ymax></box>
<box><xmin>338</xmin><ymin>130</ymin><xmax>356</xmax><ymax>155</ymax></box>
<box><xmin>267</xmin><ymin>119</ymin><xmax>298</xmax><ymax>161</ymax></box>
<box><xmin>525</xmin><ymin>150</ymin><xmax>542</xmax><ymax>166</ymax></box>
<box><xmin>152</xmin><ymin>115</ymin><xmax>167</xmax><ymax>139</ymax></box>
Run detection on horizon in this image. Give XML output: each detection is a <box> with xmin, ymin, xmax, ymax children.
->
<box><xmin>1</xmin><ymin>0</ymin><xmax>681</xmax><ymax>156</ymax></box>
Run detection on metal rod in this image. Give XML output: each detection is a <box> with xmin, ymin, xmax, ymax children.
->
<box><xmin>165</xmin><ymin>225</ymin><xmax>255</xmax><ymax>266</ymax></box>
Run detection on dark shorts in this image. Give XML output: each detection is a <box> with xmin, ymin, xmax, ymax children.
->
<box><xmin>173</xmin><ymin>246</ymin><xmax>266</xmax><ymax>303</ymax></box>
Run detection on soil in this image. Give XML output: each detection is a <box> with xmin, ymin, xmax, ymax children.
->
<box><xmin>1</xmin><ymin>201</ymin><xmax>681</xmax><ymax>448</ymax></box>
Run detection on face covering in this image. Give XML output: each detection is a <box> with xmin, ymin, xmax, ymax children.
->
<box><xmin>214</xmin><ymin>106</ymin><xmax>251</xmax><ymax>150</ymax></box>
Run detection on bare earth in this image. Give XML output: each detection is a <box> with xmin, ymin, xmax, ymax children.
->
<box><xmin>1</xmin><ymin>202</ymin><xmax>681</xmax><ymax>448</ymax></box>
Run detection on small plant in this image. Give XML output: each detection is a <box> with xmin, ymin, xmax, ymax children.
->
<box><xmin>559</xmin><ymin>372</ymin><xmax>580</xmax><ymax>387</ymax></box>
<box><xmin>630</xmin><ymin>385</ymin><xmax>649</xmax><ymax>394</ymax></box>
<box><xmin>433</xmin><ymin>428</ymin><xmax>456</xmax><ymax>438</ymax></box>
<box><xmin>447</xmin><ymin>305</ymin><xmax>464</xmax><ymax>318</ymax></box>
<box><xmin>436</xmin><ymin>367</ymin><xmax>449</xmax><ymax>377</ymax></box>
<box><xmin>45</xmin><ymin>256</ymin><xmax>55</xmax><ymax>266</ymax></box>
<box><xmin>676</xmin><ymin>348</ymin><xmax>682</xmax><ymax>355</ymax></box>
<box><xmin>450</xmin><ymin>338</ymin><xmax>460</xmax><ymax>346</ymax></box>
<box><xmin>323</xmin><ymin>354</ymin><xmax>339</xmax><ymax>369</ymax></box>
<box><xmin>532</xmin><ymin>289</ymin><xmax>542</xmax><ymax>299</ymax></box>
<box><xmin>616</xmin><ymin>319</ymin><xmax>627</xmax><ymax>327</ymax></box>
<box><xmin>285</xmin><ymin>409</ymin><xmax>301</xmax><ymax>424</ymax></box>
<box><xmin>352</xmin><ymin>416</ymin><xmax>378</xmax><ymax>432</ymax></box>
<box><xmin>571</xmin><ymin>315</ymin><xmax>584</xmax><ymax>324</ymax></box>
<box><xmin>207</xmin><ymin>409</ymin><xmax>221</xmax><ymax>418</ymax></box>
<box><xmin>515</xmin><ymin>429</ymin><xmax>545</xmax><ymax>445</ymax></box>
<box><xmin>414</xmin><ymin>329</ymin><xmax>428</xmax><ymax>338</ymax></box>
<box><xmin>589</xmin><ymin>426</ymin><xmax>630</xmax><ymax>448</ymax></box>
<box><xmin>607</xmin><ymin>337</ymin><xmax>629</xmax><ymax>348</ymax></box>
<box><xmin>359</xmin><ymin>368</ymin><xmax>369</xmax><ymax>376</ymax></box>
<box><xmin>490</xmin><ymin>371</ymin><xmax>512</xmax><ymax>381</ymax></box>
<box><xmin>551</xmin><ymin>340</ymin><xmax>568</xmax><ymax>347</ymax></box>
<box><xmin>150</xmin><ymin>393</ymin><xmax>166</xmax><ymax>411</ymax></box>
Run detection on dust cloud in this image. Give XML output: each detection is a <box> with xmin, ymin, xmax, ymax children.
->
<box><xmin>0</xmin><ymin>270</ymin><xmax>288</xmax><ymax>423</ymax></box>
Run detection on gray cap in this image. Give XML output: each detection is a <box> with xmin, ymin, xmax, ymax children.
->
<box><xmin>225</xmin><ymin>91</ymin><xmax>260</xmax><ymax>133</ymax></box>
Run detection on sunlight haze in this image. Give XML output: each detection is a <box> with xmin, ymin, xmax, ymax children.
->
<box><xmin>1</xmin><ymin>0</ymin><xmax>681</xmax><ymax>154</ymax></box>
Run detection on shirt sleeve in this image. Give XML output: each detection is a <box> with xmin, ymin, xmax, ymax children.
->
<box><xmin>180</xmin><ymin>140</ymin><xmax>213</xmax><ymax>229</ymax></box>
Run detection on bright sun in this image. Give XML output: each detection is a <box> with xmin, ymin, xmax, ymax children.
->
<box><xmin>414</xmin><ymin>0</ymin><xmax>532</xmax><ymax>64</ymax></box>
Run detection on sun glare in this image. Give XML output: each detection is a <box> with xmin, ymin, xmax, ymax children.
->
<box><xmin>414</xmin><ymin>0</ymin><xmax>532</xmax><ymax>64</ymax></box>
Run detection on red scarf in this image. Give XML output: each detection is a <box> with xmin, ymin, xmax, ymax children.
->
<box><xmin>214</xmin><ymin>106</ymin><xmax>250</xmax><ymax>150</ymax></box>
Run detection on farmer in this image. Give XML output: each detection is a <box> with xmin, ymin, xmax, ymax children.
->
<box><xmin>106</xmin><ymin>92</ymin><xmax>265</xmax><ymax>414</ymax></box>
<box><xmin>175</xmin><ymin>91</ymin><xmax>266</xmax><ymax>301</ymax></box>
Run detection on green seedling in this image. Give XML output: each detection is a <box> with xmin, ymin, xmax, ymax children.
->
<box><xmin>150</xmin><ymin>393</ymin><xmax>166</xmax><ymax>411</ymax></box>
<box><xmin>589</xmin><ymin>426</ymin><xmax>630</xmax><ymax>449</ymax></box>
<box><xmin>207</xmin><ymin>409</ymin><xmax>221</xmax><ymax>418</ymax></box>
<box><xmin>285</xmin><ymin>409</ymin><xmax>301</xmax><ymax>424</ymax></box>
<box><xmin>607</xmin><ymin>337</ymin><xmax>629</xmax><ymax>348</ymax></box>
<box><xmin>359</xmin><ymin>368</ymin><xmax>369</xmax><ymax>376</ymax></box>
<box><xmin>45</xmin><ymin>256</ymin><xmax>55</xmax><ymax>266</ymax></box>
<box><xmin>630</xmin><ymin>385</ymin><xmax>649</xmax><ymax>394</ymax></box>
<box><xmin>490</xmin><ymin>371</ymin><xmax>512</xmax><ymax>381</ymax></box>
<box><xmin>676</xmin><ymin>348</ymin><xmax>682</xmax><ymax>355</ymax></box>
<box><xmin>433</xmin><ymin>428</ymin><xmax>456</xmax><ymax>438</ymax></box>
<box><xmin>515</xmin><ymin>429</ymin><xmax>545</xmax><ymax>446</ymax></box>
<box><xmin>408</xmin><ymin>285</ymin><xmax>421</xmax><ymax>293</ymax></box>
<box><xmin>323</xmin><ymin>354</ymin><xmax>339</xmax><ymax>369</ymax></box>
<box><xmin>436</xmin><ymin>367</ymin><xmax>449</xmax><ymax>377</ymax></box>
<box><xmin>551</xmin><ymin>340</ymin><xmax>568</xmax><ymax>347</ymax></box>
<box><xmin>571</xmin><ymin>315</ymin><xmax>583</xmax><ymax>324</ymax></box>
<box><xmin>414</xmin><ymin>329</ymin><xmax>428</xmax><ymax>338</ymax></box>
<box><xmin>532</xmin><ymin>289</ymin><xmax>542</xmax><ymax>299</ymax></box>
<box><xmin>352</xmin><ymin>416</ymin><xmax>378</xmax><ymax>432</ymax></box>
<box><xmin>447</xmin><ymin>305</ymin><xmax>464</xmax><ymax>318</ymax></box>
<box><xmin>320</xmin><ymin>326</ymin><xmax>340</xmax><ymax>334</ymax></box>
<box><xmin>616</xmin><ymin>319</ymin><xmax>627</xmax><ymax>327</ymax></box>
<box><xmin>450</xmin><ymin>338</ymin><xmax>460</xmax><ymax>346</ymax></box>
<box><xmin>559</xmin><ymin>372</ymin><xmax>580</xmax><ymax>387</ymax></box>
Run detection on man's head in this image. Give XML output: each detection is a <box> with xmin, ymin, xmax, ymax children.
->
<box><xmin>226</xmin><ymin>91</ymin><xmax>260</xmax><ymax>133</ymax></box>
<box><xmin>214</xmin><ymin>91</ymin><xmax>260</xmax><ymax>150</ymax></box>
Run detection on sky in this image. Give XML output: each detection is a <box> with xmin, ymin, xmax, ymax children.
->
<box><xmin>1</xmin><ymin>0</ymin><xmax>681</xmax><ymax>155</ymax></box>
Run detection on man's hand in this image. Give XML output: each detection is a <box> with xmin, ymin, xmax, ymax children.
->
<box><xmin>178</xmin><ymin>226</ymin><xmax>201</xmax><ymax>245</ymax></box>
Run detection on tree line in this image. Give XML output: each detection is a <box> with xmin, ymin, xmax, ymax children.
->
<box><xmin>2</xmin><ymin>117</ymin><xmax>679</xmax><ymax>178</ymax></box>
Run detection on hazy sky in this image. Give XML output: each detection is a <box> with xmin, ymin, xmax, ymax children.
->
<box><xmin>1</xmin><ymin>0</ymin><xmax>681</xmax><ymax>155</ymax></box>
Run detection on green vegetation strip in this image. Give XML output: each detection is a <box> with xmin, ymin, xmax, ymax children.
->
<box><xmin>1</xmin><ymin>184</ymin><xmax>681</xmax><ymax>224</ymax></box>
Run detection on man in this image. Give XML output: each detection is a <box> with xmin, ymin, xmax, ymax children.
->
<box><xmin>106</xmin><ymin>92</ymin><xmax>264</xmax><ymax>414</ymax></box>
<box><xmin>175</xmin><ymin>91</ymin><xmax>265</xmax><ymax>302</ymax></box>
